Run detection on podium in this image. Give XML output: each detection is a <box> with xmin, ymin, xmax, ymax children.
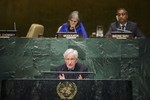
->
<box><xmin>1</xmin><ymin>79</ymin><xmax>132</xmax><ymax>100</ymax></box>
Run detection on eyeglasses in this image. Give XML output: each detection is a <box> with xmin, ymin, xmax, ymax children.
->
<box><xmin>65</xmin><ymin>58</ymin><xmax>77</xmax><ymax>61</ymax></box>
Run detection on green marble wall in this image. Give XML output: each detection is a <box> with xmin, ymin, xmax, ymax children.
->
<box><xmin>0</xmin><ymin>38</ymin><xmax>150</xmax><ymax>100</ymax></box>
<box><xmin>0</xmin><ymin>38</ymin><xmax>141</xmax><ymax>79</ymax></box>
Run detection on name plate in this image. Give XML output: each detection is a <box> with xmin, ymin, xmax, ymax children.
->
<box><xmin>0</xmin><ymin>30</ymin><xmax>17</xmax><ymax>38</ymax></box>
<box><xmin>112</xmin><ymin>34</ymin><xmax>132</xmax><ymax>39</ymax></box>
<box><xmin>111</xmin><ymin>31</ymin><xmax>134</xmax><ymax>39</ymax></box>
<box><xmin>57</xmin><ymin>33</ymin><xmax>83</xmax><ymax>39</ymax></box>
<box><xmin>1</xmin><ymin>33</ymin><xmax>15</xmax><ymax>37</ymax></box>
<box><xmin>64</xmin><ymin>34</ymin><xmax>80</xmax><ymax>39</ymax></box>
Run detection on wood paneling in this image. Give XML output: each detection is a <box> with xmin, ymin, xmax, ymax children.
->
<box><xmin>0</xmin><ymin>0</ymin><xmax>150</xmax><ymax>37</ymax></box>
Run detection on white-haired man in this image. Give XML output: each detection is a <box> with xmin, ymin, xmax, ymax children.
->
<box><xmin>55</xmin><ymin>48</ymin><xmax>88</xmax><ymax>79</ymax></box>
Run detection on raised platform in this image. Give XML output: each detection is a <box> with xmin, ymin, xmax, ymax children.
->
<box><xmin>0</xmin><ymin>38</ymin><xmax>150</xmax><ymax>100</ymax></box>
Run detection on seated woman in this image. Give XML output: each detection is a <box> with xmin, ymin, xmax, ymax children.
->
<box><xmin>57</xmin><ymin>11</ymin><xmax>88</xmax><ymax>38</ymax></box>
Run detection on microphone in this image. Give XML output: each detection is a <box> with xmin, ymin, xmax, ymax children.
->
<box><xmin>74</xmin><ymin>26</ymin><xmax>77</xmax><ymax>33</ymax></box>
<box><xmin>14</xmin><ymin>22</ymin><xmax>17</xmax><ymax>30</ymax></box>
<box><xmin>116</xmin><ymin>15</ymin><xmax>119</xmax><ymax>21</ymax></box>
<box><xmin>41</xmin><ymin>71</ymin><xmax>95</xmax><ymax>74</ymax></box>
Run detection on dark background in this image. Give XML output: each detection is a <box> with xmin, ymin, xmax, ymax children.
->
<box><xmin>0</xmin><ymin>0</ymin><xmax>150</xmax><ymax>37</ymax></box>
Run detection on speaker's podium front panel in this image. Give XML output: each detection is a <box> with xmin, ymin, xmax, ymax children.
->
<box><xmin>1</xmin><ymin>79</ymin><xmax>132</xmax><ymax>100</ymax></box>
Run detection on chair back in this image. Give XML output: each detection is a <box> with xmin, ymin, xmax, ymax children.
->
<box><xmin>26</xmin><ymin>24</ymin><xmax>44</xmax><ymax>38</ymax></box>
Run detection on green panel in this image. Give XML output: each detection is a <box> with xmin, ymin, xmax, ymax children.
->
<box><xmin>50</xmin><ymin>38</ymin><xmax>68</xmax><ymax>67</ymax></box>
<box><xmin>0</xmin><ymin>38</ymin><xmax>150</xmax><ymax>100</ymax></box>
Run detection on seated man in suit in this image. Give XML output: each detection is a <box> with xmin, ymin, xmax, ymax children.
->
<box><xmin>55</xmin><ymin>48</ymin><xmax>88</xmax><ymax>79</ymax></box>
<box><xmin>105</xmin><ymin>8</ymin><xmax>145</xmax><ymax>38</ymax></box>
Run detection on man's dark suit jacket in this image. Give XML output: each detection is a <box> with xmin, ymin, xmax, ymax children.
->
<box><xmin>105</xmin><ymin>21</ymin><xmax>145</xmax><ymax>38</ymax></box>
<box><xmin>55</xmin><ymin>63</ymin><xmax>88</xmax><ymax>79</ymax></box>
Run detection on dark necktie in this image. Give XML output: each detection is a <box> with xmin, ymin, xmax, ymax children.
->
<box><xmin>122</xmin><ymin>26</ymin><xmax>125</xmax><ymax>30</ymax></box>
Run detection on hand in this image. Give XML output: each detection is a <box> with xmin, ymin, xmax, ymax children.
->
<box><xmin>69</xmin><ymin>26</ymin><xmax>74</xmax><ymax>30</ymax></box>
<box><xmin>59</xmin><ymin>74</ymin><xmax>65</xmax><ymax>80</ymax></box>
<box><xmin>78</xmin><ymin>74</ymin><xmax>83</xmax><ymax>80</ymax></box>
